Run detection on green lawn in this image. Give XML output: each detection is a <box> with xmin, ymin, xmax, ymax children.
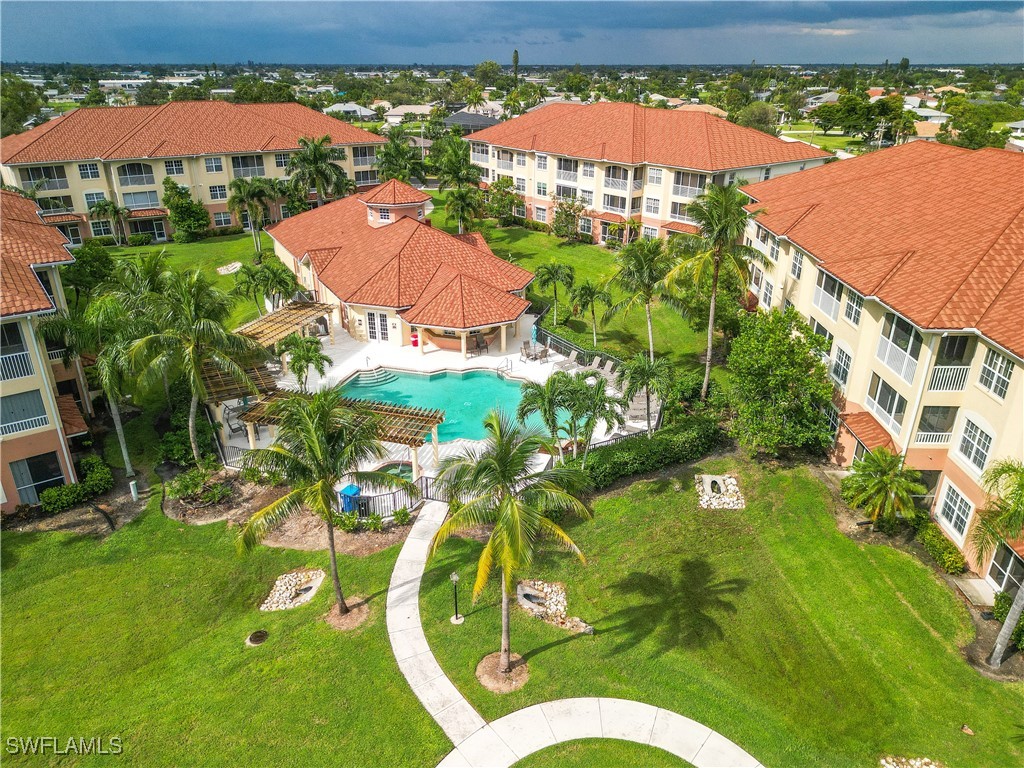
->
<box><xmin>515</xmin><ymin>739</ymin><xmax>692</xmax><ymax>767</ymax></box>
<box><xmin>422</xmin><ymin>458</ymin><xmax>1024</xmax><ymax>768</ymax></box>
<box><xmin>0</xmin><ymin>495</ymin><xmax>450</xmax><ymax>767</ymax></box>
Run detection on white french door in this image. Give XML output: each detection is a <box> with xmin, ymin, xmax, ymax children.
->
<box><xmin>367</xmin><ymin>312</ymin><xmax>389</xmax><ymax>342</ymax></box>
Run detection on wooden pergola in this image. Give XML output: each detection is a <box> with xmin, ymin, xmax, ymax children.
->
<box><xmin>200</xmin><ymin>360</ymin><xmax>278</xmax><ymax>403</ymax></box>
<box><xmin>235</xmin><ymin>301</ymin><xmax>334</xmax><ymax>347</ymax></box>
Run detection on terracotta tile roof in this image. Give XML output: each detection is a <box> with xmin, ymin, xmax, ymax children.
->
<box><xmin>590</xmin><ymin>210</ymin><xmax>625</xmax><ymax>224</ymax></box>
<box><xmin>0</xmin><ymin>191</ymin><xmax>74</xmax><ymax>318</ymax></box>
<box><xmin>127</xmin><ymin>207</ymin><xmax>167</xmax><ymax>219</ymax></box>
<box><xmin>266</xmin><ymin>182</ymin><xmax>533</xmax><ymax>330</ymax></box>
<box><xmin>0</xmin><ymin>102</ymin><xmax>384</xmax><ymax>164</ymax></box>
<box><xmin>841</xmin><ymin>411</ymin><xmax>896</xmax><ymax>452</ymax></box>
<box><xmin>664</xmin><ymin>221</ymin><xmax>700</xmax><ymax>235</ymax></box>
<box><xmin>743</xmin><ymin>142</ymin><xmax>1024</xmax><ymax>359</ymax></box>
<box><xmin>467</xmin><ymin>102</ymin><xmax>829</xmax><ymax>172</ymax></box>
<box><xmin>673</xmin><ymin>103</ymin><xmax>729</xmax><ymax>118</ymax></box>
<box><xmin>56</xmin><ymin>394</ymin><xmax>89</xmax><ymax>437</ymax></box>
<box><xmin>360</xmin><ymin>179</ymin><xmax>431</xmax><ymax>206</ymax></box>
<box><xmin>913</xmin><ymin>121</ymin><xmax>942</xmax><ymax>139</ymax></box>
<box><xmin>40</xmin><ymin>213</ymin><xmax>86</xmax><ymax>224</ymax></box>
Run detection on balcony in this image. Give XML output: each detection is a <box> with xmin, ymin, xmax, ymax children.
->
<box><xmin>118</xmin><ymin>173</ymin><xmax>156</xmax><ymax>187</ymax></box>
<box><xmin>556</xmin><ymin>170</ymin><xmax>578</xmax><ymax>183</ymax></box>
<box><xmin>865</xmin><ymin>396</ymin><xmax>903</xmax><ymax>436</ymax></box>
<box><xmin>1</xmin><ymin>351</ymin><xmax>34</xmax><ymax>381</ymax></box>
<box><xmin>812</xmin><ymin>286</ymin><xmax>842</xmax><ymax>321</ymax></box>
<box><xmin>47</xmin><ymin>348</ymin><xmax>68</xmax><ymax>362</ymax></box>
<box><xmin>672</xmin><ymin>184</ymin><xmax>702</xmax><ymax>198</ymax></box>
<box><xmin>0</xmin><ymin>414</ymin><xmax>49</xmax><ymax>436</ymax></box>
<box><xmin>915</xmin><ymin>431</ymin><xmax>952</xmax><ymax>446</ymax></box>
<box><xmin>876</xmin><ymin>335</ymin><xmax>919</xmax><ymax>384</ymax></box>
<box><xmin>26</xmin><ymin>178</ymin><xmax>70</xmax><ymax>191</ymax></box>
<box><xmin>496</xmin><ymin>159</ymin><xmax>513</xmax><ymax>171</ymax></box>
<box><xmin>632</xmin><ymin>179</ymin><xmax>643</xmax><ymax>191</ymax></box>
<box><xmin>604</xmin><ymin>177</ymin><xmax>628</xmax><ymax>191</ymax></box>
<box><xmin>353</xmin><ymin>155</ymin><xmax>376</xmax><ymax>167</ymax></box>
<box><xmin>232</xmin><ymin>167</ymin><xmax>266</xmax><ymax>179</ymax></box>
<box><xmin>669</xmin><ymin>211</ymin><xmax>697</xmax><ymax>225</ymax></box>
<box><xmin>929</xmin><ymin>365</ymin><xmax>970</xmax><ymax>392</ymax></box>
<box><xmin>604</xmin><ymin>203</ymin><xmax>626</xmax><ymax>215</ymax></box>
<box><xmin>471</xmin><ymin>152</ymin><xmax>490</xmax><ymax>163</ymax></box>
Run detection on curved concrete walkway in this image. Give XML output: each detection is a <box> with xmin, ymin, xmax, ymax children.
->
<box><xmin>386</xmin><ymin>502</ymin><xmax>764</xmax><ymax>768</ymax></box>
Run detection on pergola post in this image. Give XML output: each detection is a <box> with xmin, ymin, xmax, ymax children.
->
<box><xmin>410</xmin><ymin>445</ymin><xmax>421</xmax><ymax>482</ymax></box>
<box><xmin>460</xmin><ymin>331</ymin><xmax>468</xmax><ymax>359</ymax></box>
<box><xmin>245</xmin><ymin>422</ymin><xmax>258</xmax><ymax>450</ymax></box>
<box><xmin>432</xmin><ymin>425</ymin><xmax>439</xmax><ymax>464</ymax></box>
<box><xmin>418</xmin><ymin>328</ymin><xmax>425</xmax><ymax>355</ymax></box>
<box><xmin>500</xmin><ymin>324</ymin><xmax>507</xmax><ymax>354</ymax></box>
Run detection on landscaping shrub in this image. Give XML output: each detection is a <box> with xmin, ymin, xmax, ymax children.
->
<box><xmin>240</xmin><ymin>466</ymin><xmax>285</xmax><ymax>487</ymax></box>
<box><xmin>917</xmin><ymin>521</ymin><xmax>967</xmax><ymax>574</ymax></box>
<box><xmin>363</xmin><ymin>513</ymin><xmax>385</xmax><ymax>533</ymax></box>
<box><xmin>166</xmin><ymin>460</ymin><xmax>230</xmax><ymax>505</ymax></box>
<box><xmin>209</xmin><ymin>225</ymin><xmax>245</xmax><ymax>237</ymax></box>
<box><xmin>79</xmin><ymin>455</ymin><xmax>114</xmax><ymax>496</ymax></box>
<box><xmin>127</xmin><ymin>233</ymin><xmax>154</xmax><ymax>247</ymax></box>
<box><xmin>38</xmin><ymin>455</ymin><xmax>115</xmax><ymax>514</ymax></box>
<box><xmin>84</xmin><ymin>235</ymin><xmax>117</xmax><ymax>247</ymax></box>
<box><xmin>159</xmin><ymin>382</ymin><xmax>217</xmax><ymax>466</ymax></box>
<box><xmin>573</xmin><ymin>418</ymin><xmax>721</xmax><ymax>489</ymax></box>
<box><xmin>393</xmin><ymin>506</ymin><xmax>412</xmax><ymax>526</ymax></box>
<box><xmin>523</xmin><ymin>219</ymin><xmax>550</xmax><ymax>233</ymax></box>
<box><xmin>337</xmin><ymin>511</ymin><xmax>360</xmax><ymax>533</ymax></box>
<box><xmin>39</xmin><ymin>483</ymin><xmax>88</xmax><ymax>514</ymax></box>
<box><xmin>993</xmin><ymin>591</ymin><xmax>1024</xmax><ymax>649</ymax></box>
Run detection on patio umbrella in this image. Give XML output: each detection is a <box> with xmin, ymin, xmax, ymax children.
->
<box><xmin>531</xmin><ymin>324</ymin><xmax>538</xmax><ymax>344</ymax></box>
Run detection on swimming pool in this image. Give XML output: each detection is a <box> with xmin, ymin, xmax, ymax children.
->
<box><xmin>341</xmin><ymin>368</ymin><xmax>544</xmax><ymax>441</ymax></box>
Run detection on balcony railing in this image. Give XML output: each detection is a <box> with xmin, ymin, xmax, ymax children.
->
<box><xmin>876</xmin><ymin>335</ymin><xmax>919</xmax><ymax>384</ymax></box>
<box><xmin>25</xmin><ymin>178</ymin><xmax>70</xmax><ymax>191</ymax></box>
<box><xmin>669</xmin><ymin>212</ymin><xmax>697</xmax><ymax>224</ymax></box>
<box><xmin>232</xmin><ymin>167</ymin><xmax>266</xmax><ymax>179</ymax></box>
<box><xmin>47</xmin><ymin>348</ymin><xmax>68</xmax><ymax>362</ymax></box>
<box><xmin>1</xmin><ymin>414</ymin><xmax>50</xmax><ymax>436</ymax></box>
<box><xmin>672</xmin><ymin>184</ymin><xmax>702</xmax><ymax>198</ymax></box>
<box><xmin>118</xmin><ymin>174</ymin><xmax>155</xmax><ymax>187</ymax></box>
<box><xmin>556</xmin><ymin>170</ymin><xmax>578</xmax><ymax>183</ymax></box>
<box><xmin>604</xmin><ymin>177</ymin><xmax>628</xmax><ymax>191</ymax></box>
<box><xmin>929</xmin><ymin>365</ymin><xmax>970</xmax><ymax>392</ymax></box>
<box><xmin>1</xmin><ymin>351</ymin><xmax>34</xmax><ymax>381</ymax></box>
<box><xmin>812</xmin><ymin>286</ymin><xmax>842</xmax><ymax>321</ymax></box>
<box><xmin>632</xmin><ymin>179</ymin><xmax>643</xmax><ymax>191</ymax></box>
<box><xmin>471</xmin><ymin>152</ymin><xmax>490</xmax><ymax>163</ymax></box>
<box><xmin>915</xmin><ymin>431</ymin><xmax>952</xmax><ymax>446</ymax></box>
<box><xmin>604</xmin><ymin>204</ymin><xmax>626</xmax><ymax>215</ymax></box>
<box><xmin>124</xmin><ymin>200</ymin><xmax>159</xmax><ymax>211</ymax></box>
<box><xmin>496</xmin><ymin>159</ymin><xmax>513</xmax><ymax>171</ymax></box>
<box><xmin>353</xmin><ymin>155</ymin><xmax>376</xmax><ymax>167</ymax></box>
<box><xmin>865</xmin><ymin>396</ymin><xmax>903</xmax><ymax>436</ymax></box>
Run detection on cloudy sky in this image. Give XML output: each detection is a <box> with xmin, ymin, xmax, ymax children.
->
<box><xmin>2</xmin><ymin>1</ymin><xmax>1021</xmax><ymax>65</ymax></box>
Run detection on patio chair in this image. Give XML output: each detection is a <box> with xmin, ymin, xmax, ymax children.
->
<box><xmin>586</xmin><ymin>356</ymin><xmax>603</xmax><ymax>371</ymax></box>
<box><xmin>601</xmin><ymin>359</ymin><xmax>616</xmax><ymax>378</ymax></box>
<box><xmin>520</xmin><ymin>341</ymin><xmax>536</xmax><ymax>363</ymax></box>
<box><xmin>536</xmin><ymin>347</ymin><xmax>549</xmax><ymax>364</ymax></box>
<box><xmin>554</xmin><ymin>350</ymin><xmax>579</xmax><ymax>371</ymax></box>
<box><xmin>474</xmin><ymin>334</ymin><xmax>490</xmax><ymax>354</ymax></box>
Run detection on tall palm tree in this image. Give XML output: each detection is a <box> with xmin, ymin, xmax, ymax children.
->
<box><xmin>227</xmin><ymin>177</ymin><xmax>274</xmax><ymax>255</ymax></box>
<box><xmin>517</xmin><ymin>372</ymin><xmax>571</xmax><ymax>463</ymax></box>
<box><xmin>465</xmin><ymin>88</ymin><xmax>486</xmax><ymax>113</ymax></box>
<box><xmin>615</xmin><ymin>353</ymin><xmax>673</xmax><ymax>436</ymax></box>
<box><xmin>429</xmin><ymin>411</ymin><xmax>592</xmax><ymax>673</ymax></box>
<box><xmin>277</xmin><ymin>333</ymin><xmax>331</xmax><ymax>393</ymax></box>
<box><xmin>535</xmin><ymin>263</ymin><xmax>575</xmax><ymax>327</ymax></box>
<box><xmin>130</xmin><ymin>270</ymin><xmax>263</xmax><ymax>464</ymax></box>
<box><xmin>286</xmin><ymin>135</ymin><xmax>353</xmax><ymax>207</ymax></box>
<box><xmin>232</xmin><ymin>262</ymin><xmax>266</xmax><ymax>317</ymax></box>
<box><xmin>608</xmin><ymin>216</ymin><xmax>642</xmax><ymax>247</ymax></box>
<box><xmin>444</xmin><ymin>186</ymin><xmax>484</xmax><ymax>234</ymax></box>
<box><xmin>238</xmin><ymin>390</ymin><xmax>414</xmax><ymax>614</ymax></box>
<box><xmin>577</xmin><ymin>375</ymin><xmax>625</xmax><ymax>467</ymax></box>
<box><xmin>88</xmin><ymin>198</ymin><xmax>130</xmax><ymax>246</ymax></box>
<box><xmin>841</xmin><ymin>448</ymin><xmax>926</xmax><ymax>527</ymax></box>
<box><xmin>970</xmin><ymin>459</ymin><xmax>1024</xmax><ymax>668</ymax></box>
<box><xmin>571</xmin><ymin>280</ymin><xmax>611</xmax><ymax>348</ymax></box>
<box><xmin>502</xmin><ymin>90</ymin><xmax>523</xmax><ymax>118</ymax></box>
<box><xmin>665</xmin><ymin>183</ymin><xmax>764</xmax><ymax>400</ymax></box>
<box><xmin>603</xmin><ymin>238</ymin><xmax>675</xmax><ymax>362</ymax></box>
<box><xmin>436</xmin><ymin>138</ymin><xmax>482</xmax><ymax>192</ymax></box>
<box><xmin>376</xmin><ymin>125</ymin><xmax>426</xmax><ymax>184</ymax></box>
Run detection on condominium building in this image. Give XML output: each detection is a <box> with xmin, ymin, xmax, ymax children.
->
<box><xmin>740</xmin><ymin>142</ymin><xmax>1023</xmax><ymax>592</ymax></box>
<box><xmin>466</xmin><ymin>102</ymin><xmax>831</xmax><ymax>244</ymax></box>
<box><xmin>1</xmin><ymin>191</ymin><xmax>91</xmax><ymax>513</ymax></box>
<box><xmin>0</xmin><ymin>101</ymin><xmax>385</xmax><ymax>245</ymax></box>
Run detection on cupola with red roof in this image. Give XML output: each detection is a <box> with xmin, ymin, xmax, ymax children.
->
<box><xmin>359</xmin><ymin>179</ymin><xmax>433</xmax><ymax>228</ymax></box>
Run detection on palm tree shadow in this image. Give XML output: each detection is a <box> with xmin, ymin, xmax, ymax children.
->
<box><xmin>600</xmin><ymin>558</ymin><xmax>748</xmax><ymax>656</ymax></box>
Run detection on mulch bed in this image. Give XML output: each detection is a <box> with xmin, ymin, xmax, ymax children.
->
<box><xmin>323</xmin><ymin>597</ymin><xmax>371</xmax><ymax>631</ymax></box>
<box><xmin>476</xmin><ymin>652</ymin><xmax>529</xmax><ymax>693</ymax></box>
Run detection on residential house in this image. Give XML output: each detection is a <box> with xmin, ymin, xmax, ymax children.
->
<box><xmin>466</xmin><ymin>102</ymin><xmax>830</xmax><ymax>245</ymax></box>
<box><xmin>907</xmin><ymin>122</ymin><xmax>943</xmax><ymax>142</ymax></box>
<box><xmin>0</xmin><ymin>101</ymin><xmax>384</xmax><ymax>244</ymax></box>
<box><xmin>910</xmin><ymin>107</ymin><xmax>951</xmax><ymax>125</ymax></box>
<box><xmin>1</xmin><ymin>191</ymin><xmax>92</xmax><ymax>514</ymax></box>
<box><xmin>324</xmin><ymin>102</ymin><xmax>376</xmax><ymax>119</ymax></box>
<box><xmin>740</xmin><ymin>142</ymin><xmax>1023</xmax><ymax>590</ymax></box>
<box><xmin>383</xmin><ymin>105</ymin><xmax>434</xmax><ymax>126</ymax></box>
<box><xmin>673</xmin><ymin>103</ymin><xmax>728</xmax><ymax>117</ymax></box>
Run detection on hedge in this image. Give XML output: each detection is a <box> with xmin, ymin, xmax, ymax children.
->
<box><xmin>917</xmin><ymin>521</ymin><xmax>967</xmax><ymax>574</ymax></box>
<box><xmin>127</xmin><ymin>233</ymin><xmax>154</xmax><ymax>247</ymax></box>
<box><xmin>993</xmin><ymin>591</ymin><xmax>1024</xmax><ymax>649</ymax></box>
<box><xmin>38</xmin><ymin>455</ymin><xmax>115</xmax><ymax>514</ymax></box>
<box><xmin>570</xmin><ymin>417</ymin><xmax>721</xmax><ymax>489</ymax></box>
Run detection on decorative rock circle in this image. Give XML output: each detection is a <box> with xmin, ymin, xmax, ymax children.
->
<box><xmin>245</xmin><ymin>630</ymin><xmax>269</xmax><ymax>647</ymax></box>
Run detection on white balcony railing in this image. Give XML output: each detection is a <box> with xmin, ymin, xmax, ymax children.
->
<box><xmin>876</xmin><ymin>335</ymin><xmax>919</xmax><ymax>384</ymax></box>
<box><xmin>670</xmin><ymin>212</ymin><xmax>698</xmax><ymax>225</ymax></box>
<box><xmin>604</xmin><ymin>177</ymin><xmax>628</xmax><ymax>191</ymax></box>
<box><xmin>865</xmin><ymin>396</ymin><xmax>903</xmax><ymax>436</ymax></box>
<box><xmin>632</xmin><ymin>179</ymin><xmax>643</xmax><ymax>191</ymax></box>
<box><xmin>1</xmin><ymin>351</ymin><xmax>34</xmax><ymax>381</ymax></box>
<box><xmin>556</xmin><ymin>170</ymin><xmax>578</xmax><ymax>183</ymax></box>
<box><xmin>26</xmin><ymin>178</ymin><xmax>70</xmax><ymax>191</ymax></box>
<box><xmin>0</xmin><ymin>414</ymin><xmax>50</xmax><ymax>436</ymax></box>
<box><xmin>471</xmin><ymin>152</ymin><xmax>490</xmax><ymax>163</ymax></box>
<box><xmin>47</xmin><ymin>348</ymin><xmax>67</xmax><ymax>362</ymax></box>
<box><xmin>353</xmin><ymin>155</ymin><xmax>376</xmax><ymax>167</ymax></box>
<box><xmin>915</xmin><ymin>431</ymin><xmax>952</xmax><ymax>446</ymax></box>
<box><xmin>118</xmin><ymin>174</ymin><xmax>156</xmax><ymax>187</ymax></box>
<box><xmin>496</xmin><ymin>160</ymin><xmax>513</xmax><ymax>171</ymax></box>
<box><xmin>604</xmin><ymin>204</ymin><xmax>626</xmax><ymax>215</ymax></box>
<box><xmin>812</xmin><ymin>286</ymin><xmax>842</xmax><ymax>321</ymax></box>
<box><xmin>672</xmin><ymin>184</ymin><xmax>702</xmax><ymax>198</ymax></box>
<box><xmin>929</xmin><ymin>365</ymin><xmax>970</xmax><ymax>392</ymax></box>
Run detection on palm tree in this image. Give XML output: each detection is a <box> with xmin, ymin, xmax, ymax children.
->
<box><xmin>603</xmin><ymin>238</ymin><xmax>675</xmax><ymax>362</ymax></box>
<box><xmin>429</xmin><ymin>411</ymin><xmax>592</xmax><ymax>673</ymax></box>
<box><xmin>286</xmin><ymin>135</ymin><xmax>353</xmax><ymax>207</ymax></box>
<box><xmin>571</xmin><ymin>280</ymin><xmax>611</xmax><ymax>348</ymax></box>
<box><xmin>258</xmin><ymin>257</ymin><xmax>299</xmax><ymax>310</ymax></box>
<box><xmin>88</xmin><ymin>199</ymin><xmax>130</xmax><ymax>246</ymax></box>
<box><xmin>130</xmin><ymin>270</ymin><xmax>263</xmax><ymax>464</ymax></box>
<box><xmin>227</xmin><ymin>177</ymin><xmax>274</xmax><ymax>255</ymax></box>
<box><xmin>970</xmin><ymin>459</ymin><xmax>1024</xmax><ymax>667</ymax></box>
<box><xmin>535</xmin><ymin>263</ymin><xmax>575</xmax><ymax>327</ymax></box>
<box><xmin>841</xmin><ymin>448</ymin><xmax>926</xmax><ymax>528</ymax></box>
<box><xmin>577</xmin><ymin>375</ymin><xmax>625</xmax><ymax>467</ymax></box>
<box><xmin>502</xmin><ymin>90</ymin><xmax>523</xmax><ymax>118</ymax></box>
<box><xmin>233</xmin><ymin>262</ymin><xmax>266</xmax><ymax>317</ymax></box>
<box><xmin>238</xmin><ymin>390</ymin><xmax>414</xmax><ymax>614</ymax></box>
<box><xmin>277</xmin><ymin>334</ymin><xmax>331</xmax><ymax>393</ymax></box>
<box><xmin>517</xmin><ymin>372</ymin><xmax>571</xmax><ymax>463</ymax></box>
<box><xmin>376</xmin><ymin>125</ymin><xmax>426</xmax><ymax>184</ymax></box>
<box><xmin>465</xmin><ymin>88</ymin><xmax>486</xmax><ymax>113</ymax></box>
<box><xmin>665</xmin><ymin>183</ymin><xmax>764</xmax><ymax>400</ymax></box>
<box><xmin>608</xmin><ymin>216</ymin><xmax>642</xmax><ymax>247</ymax></box>
<box><xmin>616</xmin><ymin>353</ymin><xmax>673</xmax><ymax>436</ymax></box>
<box><xmin>436</xmin><ymin>139</ymin><xmax>482</xmax><ymax>192</ymax></box>
<box><xmin>444</xmin><ymin>186</ymin><xmax>484</xmax><ymax>234</ymax></box>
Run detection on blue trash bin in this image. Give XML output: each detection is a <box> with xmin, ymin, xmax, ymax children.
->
<box><xmin>339</xmin><ymin>484</ymin><xmax>361</xmax><ymax>512</ymax></box>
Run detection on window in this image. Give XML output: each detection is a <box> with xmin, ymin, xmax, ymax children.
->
<box><xmin>880</xmin><ymin>312</ymin><xmax>923</xmax><ymax>359</ymax></box>
<box><xmin>164</xmin><ymin>159</ymin><xmax>184</xmax><ymax>176</ymax></box>
<box><xmin>353</xmin><ymin>146</ymin><xmax>376</xmax><ymax>166</ymax></box>
<box><xmin>579</xmin><ymin>217</ymin><xmax>592</xmax><ymax>235</ymax></box>
<box><xmin>582</xmin><ymin>162</ymin><xmax>595</xmax><ymax>179</ymax></box>
<box><xmin>0</xmin><ymin>323</ymin><xmax>26</xmax><ymax>357</ymax></box>
<box><xmin>117</xmin><ymin>162</ymin><xmax>155</xmax><ymax>187</ymax></box>
<box><xmin>514</xmin><ymin>204</ymin><xmax>526</xmax><ymax>218</ymax></box>
<box><xmin>844</xmin><ymin>291</ymin><xmax>863</xmax><ymax>325</ymax></box>
<box><xmin>57</xmin><ymin>224</ymin><xmax>82</xmax><ymax>245</ymax></box>
<box><xmin>760</xmin><ymin>279</ymin><xmax>773</xmax><ymax>307</ymax></box>
<box><xmin>535</xmin><ymin>206</ymin><xmax>547</xmax><ymax>224</ymax></box>
<box><xmin>630</xmin><ymin>196</ymin><xmax>642</xmax><ymax>214</ymax></box>
<box><xmin>645</xmin><ymin>197</ymin><xmax>660</xmax><ymax>215</ymax></box>
<box><xmin>756</xmin><ymin>224</ymin><xmax>771</xmax><ymax>244</ymax></box>
<box><xmin>91</xmin><ymin>221</ymin><xmax>113</xmax><ymax>237</ymax></box>
<box><xmin>122</xmin><ymin>190</ymin><xmax>159</xmax><ymax>210</ymax></box>
<box><xmin>958</xmin><ymin>418</ymin><xmax>992</xmax><ymax>471</ymax></box>
<box><xmin>9</xmin><ymin>451</ymin><xmax>64</xmax><ymax>504</ymax></box>
<box><xmin>642</xmin><ymin>226</ymin><xmax>658</xmax><ymax>239</ymax></box>
<box><xmin>672</xmin><ymin>171</ymin><xmax>706</xmax><ymax>196</ymax></box>
<box><xmin>603</xmin><ymin>194</ymin><xmax>626</xmax><ymax>213</ymax></box>
<box><xmin>515</xmin><ymin>177</ymin><xmax>526</xmax><ymax>193</ymax></box>
<box><xmin>355</xmin><ymin>170</ymin><xmax>378</xmax><ymax>185</ymax></box>
<box><xmin>205</xmin><ymin>156</ymin><xmax>223</xmax><ymax>173</ymax></box>
<box><xmin>280</xmin><ymin>206</ymin><xmax>292</xmax><ymax>220</ymax></box>
<box><xmin>762</xmin><ymin>167</ymin><xmax>772</xmax><ymax>181</ymax></box>
<box><xmin>536</xmin><ymin>182</ymin><xmax>548</xmax><ymax>196</ymax></box>
<box><xmin>917</xmin><ymin>405</ymin><xmax>958</xmax><ymax>437</ymax></box>
<box><xmin>811</xmin><ymin>318</ymin><xmax>833</xmax><ymax>353</ymax></box>
<box><xmin>784</xmin><ymin>298</ymin><xmax>795</xmax><ymax>311</ymax></box>
<box><xmin>580</xmin><ymin>189</ymin><xmax>594</xmax><ymax>206</ymax></box>
<box><xmin>78</xmin><ymin>163</ymin><xmax>100</xmax><ymax>180</ymax></box>
<box><xmin>867</xmin><ymin>372</ymin><xmax>907</xmax><ymax>432</ymax></box>
<box><xmin>749</xmin><ymin>264</ymin><xmax>764</xmax><ymax>294</ymax></box>
<box><xmin>516</xmin><ymin>153</ymin><xmax>526</xmax><ymax>167</ymax></box>
<box><xmin>768</xmin><ymin>236</ymin><xmax>779</xmax><ymax>262</ymax></box>
<box><xmin>979</xmin><ymin>348</ymin><xmax>1014</xmax><ymax>399</ymax></box>
<box><xmin>555</xmin><ymin>185</ymin><xmax>576</xmax><ymax>199</ymax></box>
<box><xmin>939</xmin><ymin>483</ymin><xmax>972</xmax><ymax>537</ymax></box>
<box><xmin>536</xmin><ymin>155</ymin><xmax>548</xmax><ymax>170</ymax></box>
<box><xmin>275</xmin><ymin>153</ymin><xmax>290</xmax><ymax>168</ymax></box>
<box><xmin>791</xmin><ymin>250</ymin><xmax>804</xmax><ymax>279</ymax></box>
<box><xmin>826</xmin><ymin>405</ymin><xmax>841</xmax><ymax>435</ymax></box>
<box><xmin>647</xmin><ymin>167</ymin><xmax>662</xmax><ymax>185</ymax></box>
<box><xmin>37</xmin><ymin>196</ymin><xmax>73</xmax><ymax>213</ymax></box>
<box><xmin>84</xmin><ymin>192</ymin><xmax>106</xmax><ymax>209</ymax></box>
<box><xmin>813</xmin><ymin>271</ymin><xmax>844</xmax><ymax>320</ymax></box>
<box><xmin>208</xmin><ymin>184</ymin><xmax>227</xmax><ymax>201</ymax></box>
<box><xmin>832</xmin><ymin>347</ymin><xmax>852</xmax><ymax>386</ymax></box>
<box><xmin>19</xmin><ymin>165</ymin><xmax>69</xmax><ymax>190</ymax></box>
<box><xmin>987</xmin><ymin>544</ymin><xmax>1024</xmax><ymax>596</ymax></box>
<box><xmin>0</xmin><ymin>390</ymin><xmax>48</xmax><ymax>435</ymax></box>
<box><xmin>379</xmin><ymin>207</ymin><xmax>391</xmax><ymax>221</ymax></box>
<box><xmin>129</xmin><ymin>219</ymin><xmax>166</xmax><ymax>241</ymax></box>
<box><xmin>556</xmin><ymin>158</ymin><xmax>579</xmax><ymax>179</ymax></box>
<box><xmin>670</xmin><ymin>201</ymin><xmax>694</xmax><ymax>223</ymax></box>
<box><xmin>213</xmin><ymin>212</ymin><xmax>232</xmax><ymax>227</ymax></box>
<box><xmin>231</xmin><ymin>155</ymin><xmax>265</xmax><ymax>178</ymax></box>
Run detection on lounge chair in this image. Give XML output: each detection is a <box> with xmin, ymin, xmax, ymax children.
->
<box><xmin>601</xmin><ymin>359</ymin><xmax>616</xmax><ymax>378</ymax></box>
<box><xmin>520</xmin><ymin>341</ymin><xmax>536</xmax><ymax>363</ymax></box>
<box><xmin>554</xmin><ymin>350</ymin><xmax>579</xmax><ymax>371</ymax></box>
<box><xmin>586</xmin><ymin>356</ymin><xmax>603</xmax><ymax>371</ymax></box>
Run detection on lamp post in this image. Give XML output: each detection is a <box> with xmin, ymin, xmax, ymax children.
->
<box><xmin>450</xmin><ymin>572</ymin><xmax>464</xmax><ymax>625</ymax></box>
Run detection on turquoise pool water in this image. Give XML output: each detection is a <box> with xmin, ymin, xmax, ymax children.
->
<box><xmin>341</xmin><ymin>369</ymin><xmax>544</xmax><ymax>441</ymax></box>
